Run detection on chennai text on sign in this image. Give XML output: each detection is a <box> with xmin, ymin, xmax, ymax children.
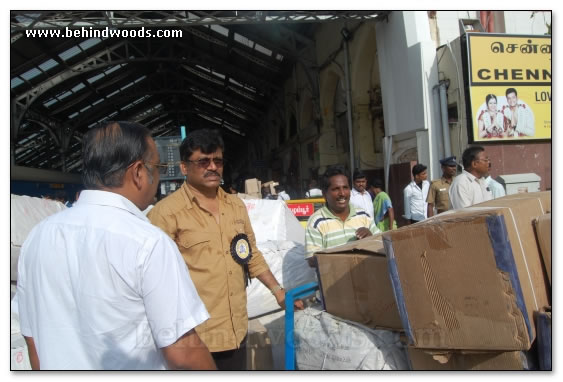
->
<box><xmin>490</xmin><ymin>39</ymin><xmax>551</xmax><ymax>55</ymax></box>
<box><xmin>477</xmin><ymin>39</ymin><xmax>551</xmax><ymax>82</ymax></box>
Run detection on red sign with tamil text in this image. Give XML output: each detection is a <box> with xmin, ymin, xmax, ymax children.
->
<box><xmin>288</xmin><ymin>203</ymin><xmax>314</xmax><ymax>217</ymax></box>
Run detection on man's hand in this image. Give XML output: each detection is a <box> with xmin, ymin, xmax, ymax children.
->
<box><xmin>355</xmin><ymin>227</ymin><xmax>372</xmax><ymax>240</ymax></box>
<box><xmin>161</xmin><ymin>329</ymin><xmax>216</xmax><ymax>370</ymax></box>
<box><xmin>274</xmin><ymin>288</ymin><xmax>305</xmax><ymax>311</ymax></box>
<box><xmin>256</xmin><ymin>270</ymin><xmax>304</xmax><ymax>310</ymax></box>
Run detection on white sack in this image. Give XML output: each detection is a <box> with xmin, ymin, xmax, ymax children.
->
<box><xmin>294</xmin><ymin>307</ymin><xmax>409</xmax><ymax>370</ymax></box>
<box><xmin>247</xmin><ymin>241</ymin><xmax>316</xmax><ymax>318</ymax></box>
<box><xmin>242</xmin><ymin>199</ymin><xmax>305</xmax><ymax>244</ymax></box>
<box><xmin>10</xmin><ymin>194</ymin><xmax>66</xmax><ymax>281</ymax></box>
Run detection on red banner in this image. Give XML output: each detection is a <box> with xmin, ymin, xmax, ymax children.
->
<box><xmin>287</xmin><ymin>203</ymin><xmax>314</xmax><ymax>217</ymax></box>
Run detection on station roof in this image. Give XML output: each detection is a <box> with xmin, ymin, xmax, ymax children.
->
<box><xmin>11</xmin><ymin>11</ymin><xmax>389</xmax><ymax>172</ymax></box>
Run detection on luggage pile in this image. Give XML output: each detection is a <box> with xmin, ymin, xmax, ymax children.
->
<box><xmin>310</xmin><ymin>191</ymin><xmax>551</xmax><ymax>370</ymax></box>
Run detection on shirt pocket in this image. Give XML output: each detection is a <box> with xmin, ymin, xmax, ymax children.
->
<box><xmin>177</xmin><ymin>231</ymin><xmax>216</xmax><ymax>269</ymax></box>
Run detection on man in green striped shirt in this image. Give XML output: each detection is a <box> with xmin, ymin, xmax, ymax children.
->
<box><xmin>305</xmin><ymin>166</ymin><xmax>380</xmax><ymax>267</ymax></box>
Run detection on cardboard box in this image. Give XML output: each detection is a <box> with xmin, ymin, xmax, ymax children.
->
<box><xmin>407</xmin><ymin>348</ymin><xmax>533</xmax><ymax>370</ymax></box>
<box><xmin>533</xmin><ymin>213</ymin><xmax>551</xmax><ymax>285</ymax></box>
<box><xmin>496</xmin><ymin>191</ymin><xmax>551</xmax><ymax>213</ymax></box>
<box><xmin>469</xmin><ymin>197</ymin><xmax>551</xmax><ymax>326</ymax></box>
<box><xmin>535</xmin><ymin>306</ymin><xmax>551</xmax><ymax>370</ymax></box>
<box><xmin>384</xmin><ymin>198</ymin><xmax>550</xmax><ymax>350</ymax></box>
<box><xmin>315</xmin><ymin>235</ymin><xmax>403</xmax><ymax>330</ymax></box>
<box><xmin>245</xmin><ymin>178</ymin><xmax>261</xmax><ymax>194</ymax></box>
<box><xmin>262</xmin><ymin>180</ymin><xmax>279</xmax><ymax>195</ymax></box>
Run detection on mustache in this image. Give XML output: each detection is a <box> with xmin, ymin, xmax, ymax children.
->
<box><xmin>204</xmin><ymin>171</ymin><xmax>221</xmax><ymax>178</ymax></box>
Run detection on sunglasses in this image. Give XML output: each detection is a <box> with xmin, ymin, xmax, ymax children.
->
<box><xmin>144</xmin><ymin>161</ymin><xmax>174</xmax><ymax>175</ymax></box>
<box><xmin>185</xmin><ymin>157</ymin><xmax>224</xmax><ymax>168</ymax></box>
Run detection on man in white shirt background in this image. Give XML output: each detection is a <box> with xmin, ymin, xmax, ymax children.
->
<box><xmin>484</xmin><ymin>161</ymin><xmax>506</xmax><ymax>199</ymax></box>
<box><xmin>349</xmin><ymin>169</ymin><xmax>374</xmax><ymax>219</ymax></box>
<box><xmin>276</xmin><ymin>184</ymin><xmax>291</xmax><ymax>201</ymax></box>
<box><xmin>403</xmin><ymin>164</ymin><xmax>430</xmax><ymax>224</ymax></box>
<box><xmin>16</xmin><ymin>121</ymin><xmax>216</xmax><ymax>370</ymax></box>
<box><xmin>449</xmin><ymin>145</ymin><xmax>493</xmax><ymax>209</ymax></box>
<box><xmin>305</xmin><ymin>178</ymin><xmax>323</xmax><ymax>198</ymax></box>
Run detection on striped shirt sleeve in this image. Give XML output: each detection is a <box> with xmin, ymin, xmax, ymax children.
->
<box><xmin>305</xmin><ymin>216</ymin><xmax>324</xmax><ymax>259</ymax></box>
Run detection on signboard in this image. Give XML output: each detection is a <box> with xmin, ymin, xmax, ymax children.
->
<box><xmin>287</xmin><ymin>203</ymin><xmax>315</xmax><ymax>217</ymax></box>
<box><xmin>467</xmin><ymin>33</ymin><xmax>551</xmax><ymax>142</ymax></box>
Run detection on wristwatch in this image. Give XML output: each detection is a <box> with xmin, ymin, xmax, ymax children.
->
<box><xmin>270</xmin><ymin>285</ymin><xmax>284</xmax><ymax>295</ymax></box>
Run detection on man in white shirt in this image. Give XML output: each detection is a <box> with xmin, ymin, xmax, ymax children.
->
<box><xmin>483</xmin><ymin>159</ymin><xmax>506</xmax><ymax>200</ymax></box>
<box><xmin>305</xmin><ymin>179</ymin><xmax>323</xmax><ymax>198</ymax></box>
<box><xmin>485</xmin><ymin>175</ymin><xmax>506</xmax><ymax>199</ymax></box>
<box><xmin>403</xmin><ymin>164</ymin><xmax>430</xmax><ymax>224</ymax></box>
<box><xmin>449</xmin><ymin>146</ymin><xmax>493</xmax><ymax>209</ymax></box>
<box><xmin>274</xmin><ymin>183</ymin><xmax>290</xmax><ymax>201</ymax></box>
<box><xmin>349</xmin><ymin>169</ymin><xmax>374</xmax><ymax>219</ymax></box>
<box><xmin>17</xmin><ymin>121</ymin><xmax>216</xmax><ymax>370</ymax></box>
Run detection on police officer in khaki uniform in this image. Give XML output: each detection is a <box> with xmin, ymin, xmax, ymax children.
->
<box><xmin>427</xmin><ymin>156</ymin><xmax>457</xmax><ymax>217</ymax></box>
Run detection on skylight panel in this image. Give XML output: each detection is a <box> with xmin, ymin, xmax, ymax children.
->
<box><xmin>15</xmin><ymin>14</ymin><xmax>39</xmax><ymax>24</ymax></box>
<box><xmin>58</xmin><ymin>91</ymin><xmax>73</xmax><ymax>100</ymax></box>
<box><xmin>107</xmin><ymin>89</ymin><xmax>120</xmax><ymax>98</ymax></box>
<box><xmin>87</xmin><ymin>73</ymin><xmax>104</xmax><ymax>83</ymax></box>
<box><xmin>198</xmin><ymin>113</ymin><xmax>221</xmax><ymax>125</ymax></box>
<box><xmin>229</xmin><ymin>78</ymin><xmax>243</xmax><ymax>87</ymax></box>
<box><xmin>196</xmin><ymin>65</ymin><xmax>211</xmax><ymax>73</ymax></box>
<box><xmin>105</xmin><ymin>64</ymin><xmax>125</xmax><ymax>75</ymax></box>
<box><xmin>79</xmin><ymin>38</ymin><xmax>102</xmax><ymax>50</ymax></box>
<box><xmin>254</xmin><ymin>44</ymin><xmax>272</xmax><ymax>56</ymax></box>
<box><xmin>134</xmin><ymin>75</ymin><xmax>146</xmax><ymax>83</ymax></box>
<box><xmin>20</xmin><ymin>67</ymin><xmax>42</xmax><ymax>81</ymax></box>
<box><xmin>234</xmin><ymin>33</ymin><xmax>254</xmax><ymax>49</ymax></box>
<box><xmin>72</xmin><ymin>83</ymin><xmax>85</xmax><ymax>92</ymax></box>
<box><xmin>59</xmin><ymin>46</ymin><xmax>81</xmax><ymax>61</ymax></box>
<box><xmin>68</xmin><ymin>112</ymin><xmax>79</xmax><ymax>119</ymax></box>
<box><xmin>211</xmin><ymin>24</ymin><xmax>229</xmax><ymax>36</ymax></box>
<box><xmin>11</xmin><ymin>77</ymin><xmax>24</xmax><ymax>88</ymax></box>
<box><xmin>120</xmin><ymin>81</ymin><xmax>134</xmax><ymax>91</ymax></box>
<box><xmin>43</xmin><ymin>98</ymin><xmax>58</xmax><ymax>108</ymax></box>
<box><xmin>212</xmin><ymin>71</ymin><xmax>225</xmax><ymax>80</ymax></box>
<box><xmin>38</xmin><ymin>59</ymin><xmax>59</xmax><ymax>72</ymax></box>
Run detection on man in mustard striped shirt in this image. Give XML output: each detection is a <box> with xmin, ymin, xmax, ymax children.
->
<box><xmin>305</xmin><ymin>166</ymin><xmax>380</xmax><ymax>267</ymax></box>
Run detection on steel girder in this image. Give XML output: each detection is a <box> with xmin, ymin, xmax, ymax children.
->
<box><xmin>12</xmin><ymin>37</ymin><xmax>281</xmax><ymax>139</ymax></box>
<box><xmin>11</xmin><ymin>11</ymin><xmax>390</xmax><ymax>32</ymax></box>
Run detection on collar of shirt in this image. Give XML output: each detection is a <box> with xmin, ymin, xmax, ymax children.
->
<box><xmin>462</xmin><ymin>170</ymin><xmax>481</xmax><ymax>183</ymax></box>
<box><xmin>180</xmin><ymin>182</ymin><xmax>233</xmax><ymax>209</ymax></box>
<box><xmin>320</xmin><ymin>203</ymin><xmax>359</xmax><ymax>221</ymax></box>
<box><xmin>441</xmin><ymin>176</ymin><xmax>453</xmax><ymax>184</ymax></box>
<box><xmin>409</xmin><ymin>180</ymin><xmax>428</xmax><ymax>190</ymax></box>
<box><xmin>76</xmin><ymin>190</ymin><xmax>148</xmax><ymax>222</ymax></box>
<box><xmin>351</xmin><ymin>188</ymin><xmax>368</xmax><ymax>196</ymax></box>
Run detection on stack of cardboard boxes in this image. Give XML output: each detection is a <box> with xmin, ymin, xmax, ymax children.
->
<box><xmin>242</xmin><ymin>178</ymin><xmax>262</xmax><ymax>199</ymax></box>
<box><xmin>240</xmin><ymin>178</ymin><xmax>280</xmax><ymax>200</ymax></box>
<box><xmin>314</xmin><ymin>191</ymin><xmax>551</xmax><ymax>370</ymax></box>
